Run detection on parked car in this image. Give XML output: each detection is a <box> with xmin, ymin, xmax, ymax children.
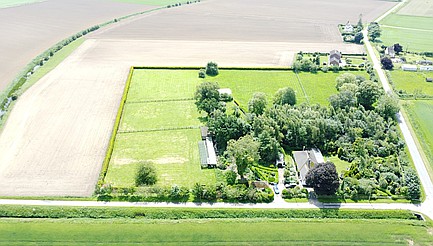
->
<box><xmin>273</xmin><ymin>184</ymin><xmax>280</xmax><ymax>194</ymax></box>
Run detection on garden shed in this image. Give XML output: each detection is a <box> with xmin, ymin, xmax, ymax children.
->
<box><xmin>401</xmin><ymin>64</ymin><xmax>417</xmax><ymax>72</ymax></box>
<box><xmin>426</xmin><ymin>78</ymin><xmax>433</xmax><ymax>83</ymax></box>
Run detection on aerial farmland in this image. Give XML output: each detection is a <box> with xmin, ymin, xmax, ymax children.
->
<box><xmin>0</xmin><ymin>0</ymin><xmax>432</xmax><ymax>244</ymax></box>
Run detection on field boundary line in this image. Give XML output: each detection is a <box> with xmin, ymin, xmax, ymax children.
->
<box><xmin>381</xmin><ymin>25</ymin><xmax>433</xmax><ymax>33</ymax></box>
<box><xmin>98</xmin><ymin>67</ymin><xmax>134</xmax><ymax>186</ymax></box>
<box><xmin>294</xmin><ymin>73</ymin><xmax>310</xmax><ymax>104</ymax></box>
<box><xmin>118</xmin><ymin>126</ymin><xmax>200</xmax><ymax>134</ymax></box>
<box><xmin>127</xmin><ymin>98</ymin><xmax>194</xmax><ymax>104</ymax></box>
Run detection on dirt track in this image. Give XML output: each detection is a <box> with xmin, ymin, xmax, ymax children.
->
<box><xmin>0</xmin><ymin>0</ymin><xmax>396</xmax><ymax>196</ymax></box>
<box><xmin>0</xmin><ymin>0</ymin><xmax>155</xmax><ymax>92</ymax></box>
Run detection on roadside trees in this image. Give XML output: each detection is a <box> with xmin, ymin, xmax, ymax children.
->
<box><xmin>381</xmin><ymin>56</ymin><xmax>394</xmax><ymax>70</ymax></box>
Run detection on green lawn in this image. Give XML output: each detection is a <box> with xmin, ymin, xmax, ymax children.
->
<box><xmin>404</xmin><ymin>100</ymin><xmax>433</xmax><ymax>177</ymax></box>
<box><xmin>119</xmin><ymin>101</ymin><xmax>200</xmax><ymax>132</ymax></box>
<box><xmin>0</xmin><ymin>218</ymin><xmax>431</xmax><ymax>245</ymax></box>
<box><xmin>111</xmin><ymin>0</ymin><xmax>190</xmax><ymax>6</ymax></box>
<box><xmin>0</xmin><ymin>0</ymin><xmax>43</xmax><ymax>8</ymax></box>
<box><xmin>327</xmin><ymin>156</ymin><xmax>351</xmax><ymax>175</ymax></box>
<box><xmin>380</xmin><ymin>14</ymin><xmax>433</xmax><ymax>52</ymax></box>
<box><xmin>390</xmin><ymin>70</ymin><xmax>433</xmax><ymax>96</ymax></box>
<box><xmin>106</xmin><ymin>129</ymin><xmax>215</xmax><ymax>187</ymax></box>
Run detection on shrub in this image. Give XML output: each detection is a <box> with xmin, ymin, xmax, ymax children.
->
<box><xmin>205</xmin><ymin>61</ymin><xmax>219</xmax><ymax>76</ymax></box>
<box><xmin>225</xmin><ymin>170</ymin><xmax>237</xmax><ymax>185</ymax></box>
<box><xmin>198</xmin><ymin>69</ymin><xmax>206</xmax><ymax>78</ymax></box>
<box><xmin>135</xmin><ymin>161</ymin><xmax>157</xmax><ymax>186</ymax></box>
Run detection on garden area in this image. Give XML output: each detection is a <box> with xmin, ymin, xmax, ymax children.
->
<box><xmin>388</xmin><ymin>70</ymin><xmax>433</xmax><ymax>98</ymax></box>
<box><xmin>100</xmin><ymin>65</ymin><xmax>421</xmax><ymax>203</ymax></box>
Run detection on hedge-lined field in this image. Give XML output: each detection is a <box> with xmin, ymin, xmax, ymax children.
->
<box><xmin>0</xmin><ymin>217</ymin><xmax>431</xmax><ymax>245</ymax></box>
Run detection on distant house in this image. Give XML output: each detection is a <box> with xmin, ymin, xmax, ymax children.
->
<box><xmin>385</xmin><ymin>46</ymin><xmax>395</xmax><ymax>58</ymax></box>
<box><xmin>401</xmin><ymin>64</ymin><xmax>417</xmax><ymax>72</ymax></box>
<box><xmin>417</xmin><ymin>60</ymin><xmax>433</xmax><ymax>65</ymax></box>
<box><xmin>344</xmin><ymin>21</ymin><xmax>354</xmax><ymax>33</ymax></box>
<box><xmin>329</xmin><ymin>50</ymin><xmax>342</xmax><ymax>66</ymax></box>
<box><xmin>293</xmin><ymin>148</ymin><xmax>324</xmax><ymax>186</ymax></box>
<box><xmin>198</xmin><ymin>136</ymin><xmax>217</xmax><ymax>168</ymax></box>
<box><xmin>420</xmin><ymin>66</ymin><xmax>433</xmax><ymax>71</ymax></box>
<box><xmin>218</xmin><ymin>88</ymin><xmax>232</xmax><ymax>96</ymax></box>
<box><xmin>426</xmin><ymin>78</ymin><xmax>433</xmax><ymax>83</ymax></box>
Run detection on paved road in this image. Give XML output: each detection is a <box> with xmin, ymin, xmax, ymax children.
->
<box><xmin>361</xmin><ymin>0</ymin><xmax>433</xmax><ymax>220</ymax></box>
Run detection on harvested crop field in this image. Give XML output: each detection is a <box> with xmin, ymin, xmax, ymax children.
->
<box><xmin>0</xmin><ymin>0</ymin><xmax>396</xmax><ymax>196</ymax></box>
<box><xmin>0</xmin><ymin>0</ymin><xmax>156</xmax><ymax>92</ymax></box>
<box><xmin>397</xmin><ymin>0</ymin><xmax>433</xmax><ymax>17</ymax></box>
<box><xmin>91</xmin><ymin>0</ymin><xmax>396</xmax><ymax>43</ymax></box>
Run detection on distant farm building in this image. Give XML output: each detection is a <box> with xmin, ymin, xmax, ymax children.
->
<box><xmin>426</xmin><ymin>78</ymin><xmax>433</xmax><ymax>83</ymax></box>
<box><xmin>344</xmin><ymin>21</ymin><xmax>354</xmax><ymax>33</ymax></box>
<box><xmin>329</xmin><ymin>50</ymin><xmax>342</xmax><ymax>66</ymax></box>
<box><xmin>293</xmin><ymin>148</ymin><xmax>324</xmax><ymax>186</ymax></box>
<box><xmin>420</xmin><ymin>66</ymin><xmax>433</xmax><ymax>71</ymax></box>
<box><xmin>198</xmin><ymin>126</ymin><xmax>217</xmax><ymax>168</ymax></box>
<box><xmin>417</xmin><ymin>60</ymin><xmax>433</xmax><ymax>65</ymax></box>
<box><xmin>385</xmin><ymin>46</ymin><xmax>395</xmax><ymax>58</ymax></box>
<box><xmin>401</xmin><ymin>64</ymin><xmax>417</xmax><ymax>72</ymax></box>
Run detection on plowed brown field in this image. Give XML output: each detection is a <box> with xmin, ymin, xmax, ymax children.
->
<box><xmin>0</xmin><ymin>0</ymin><xmax>155</xmax><ymax>92</ymax></box>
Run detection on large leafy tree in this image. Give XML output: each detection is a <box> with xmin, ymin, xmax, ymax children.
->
<box><xmin>273</xmin><ymin>87</ymin><xmax>296</xmax><ymax>106</ymax></box>
<box><xmin>194</xmin><ymin>81</ymin><xmax>222</xmax><ymax>114</ymax></box>
<box><xmin>248</xmin><ymin>92</ymin><xmax>267</xmax><ymax>115</ymax></box>
<box><xmin>135</xmin><ymin>161</ymin><xmax>158</xmax><ymax>186</ymax></box>
<box><xmin>367</xmin><ymin>22</ymin><xmax>381</xmax><ymax>41</ymax></box>
<box><xmin>227</xmin><ymin>135</ymin><xmax>260</xmax><ymax>179</ymax></box>
<box><xmin>381</xmin><ymin>57</ymin><xmax>393</xmax><ymax>70</ymax></box>
<box><xmin>356</xmin><ymin>80</ymin><xmax>380</xmax><ymax>109</ymax></box>
<box><xmin>375</xmin><ymin>95</ymin><xmax>400</xmax><ymax>119</ymax></box>
<box><xmin>208</xmin><ymin>110</ymin><xmax>250</xmax><ymax>151</ymax></box>
<box><xmin>306</xmin><ymin>162</ymin><xmax>340</xmax><ymax>196</ymax></box>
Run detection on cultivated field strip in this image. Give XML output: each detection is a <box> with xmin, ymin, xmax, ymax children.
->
<box><xmin>0</xmin><ymin>0</ymin><xmax>155</xmax><ymax>91</ymax></box>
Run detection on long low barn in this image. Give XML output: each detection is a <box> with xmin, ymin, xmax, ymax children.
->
<box><xmin>198</xmin><ymin>138</ymin><xmax>217</xmax><ymax>168</ymax></box>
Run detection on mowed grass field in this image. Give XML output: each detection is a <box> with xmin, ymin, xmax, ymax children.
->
<box><xmin>390</xmin><ymin>70</ymin><xmax>433</xmax><ymax>95</ymax></box>
<box><xmin>105</xmin><ymin>69</ymin><xmax>368</xmax><ymax>188</ymax></box>
<box><xmin>380</xmin><ymin>14</ymin><xmax>433</xmax><ymax>52</ymax></box>
<box><xmin>0</xmin><ymin>0</ymin><xmax>43</xmax><ymax>8</ymax></box>
<box><xmin>105</xmin><ymin>69</ymin><xmax>214</xmax><ymax>188</ymax></box>
<box><xmin>404</xmin><ymin>100</ymin><xmax>433</xmax><ymax>176</ymax></box>
<box><xmin>0</xmin><ymin>218</ymin><xmax>432</xmax><ymax>245</ymax></box>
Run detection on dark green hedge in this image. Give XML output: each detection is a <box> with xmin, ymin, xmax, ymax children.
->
<box><xmin>0</xmin><ymin>205</ymin><xmax>417</xmax><ymax>220</ymax></box>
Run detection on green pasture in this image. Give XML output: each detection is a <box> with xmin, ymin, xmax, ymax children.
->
<box><xmin>119</xmin><ymin>101</ymin><xmax>200</xmax><ymax>132</ymax></box>
<box><xmin>380</xmin><ymin>14</ymin><xmax>433</xmax><ymax>52</ymax></box>
<box><xmin>390</xmin><ymin>70</ymin><xmax>433</xmax><ymax>96</ymax></box>
<box><xmin>0</xmin><ymin>218</ymin><xmax>431</xmax><ymax>245</ymax></box>
<box><xmin>404</xmin><ymin>100</ymin><xmax>433</xmax><ymax>177</ymax></box>
<box><xmin>106</xmin><ymin>129</ymin><xmax>215</xmax><ymax>187</ymax></box>
<box><xmin>111</xmin><ymin>0</ymin><xmax>189</xmax><ymax>6</ymax></box>
<box><xmin>0</xmin><ymin>0</ymin><xmax>43</xmax><ymax>8</ymax></box>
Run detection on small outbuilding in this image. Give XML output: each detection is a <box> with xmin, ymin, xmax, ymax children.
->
<box><xmin>420</xmin><ymin>66</ymin><xmax>433</xmax><ymax>71</ymax></box>
<box><xmin>198</xmin><ymin>137</ymin><xmax>217</xmax><ymax>168</ymax></box>
<box><xmin>276</xmin><ymin>153</ymin><xmax>285</xmax><ymax>168</ymax></box>
<box><xmin>426</xmin><ymin>78</ymin><xmax>433</xmax><ymax>83</ymax></box>
<box><xmin>401</xmin><ymin>64</ymin><xmax>417</xmax><ymax>72</ymax></box>
<box><xmin>417</xmin><ymin>60</ymin><xmax>433</xmax><ymax>65</ymax></box>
